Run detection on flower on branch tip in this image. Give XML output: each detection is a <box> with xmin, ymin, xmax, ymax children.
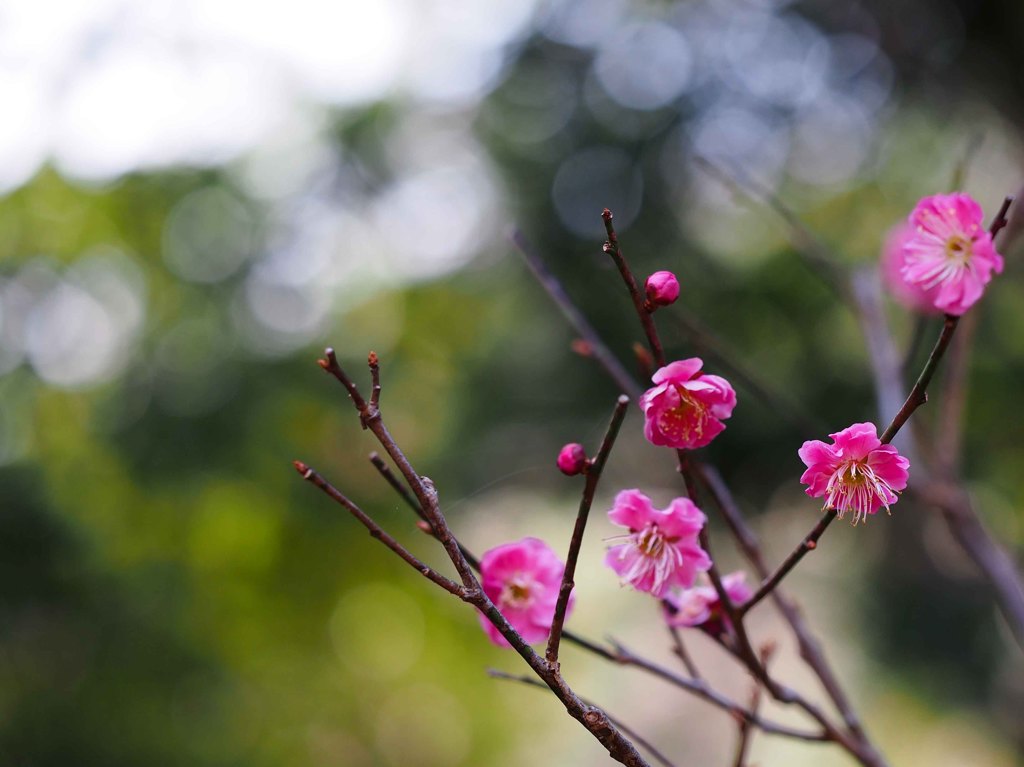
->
<box><xmin>664</xmin><ymin>571</ymin><xmax>752</xmax><ymax>636</ymax></box>
<box><xmin>645</xmin><ymin>270</ymin><xmax>680</xmax><ymax>308</ymax></box>
<box><xmin>639</xmin><ymin>359</ymin><xmax>737</xmax><ymax>450</ymax></box>
<box><xmin>900</xmin><ymin>192</ymin><xmax>1004</xmax><ymax>316</ymax></box>
<box><xmin>798</xmin><ymin>422</ymin><xmax>910</xmax><ymax>526</ymax></box>
<box><xmin>605</xmin><ymin>489</ymin><xmax>711</xmax><ymax>598</ymax></box>
<box><xmin>881</xmin><ymin>223</ymin><xmax>941</xmax><ymax>314</ymax></box>
<box><xmin>556</xmin><ymin>443</ymin><xmax>588</xmax><ymax>476</ymax></box>
<box><xmin>477</xmin><ymin>537</ymin><xmax>570</xmax><ymax>648</ymax></box>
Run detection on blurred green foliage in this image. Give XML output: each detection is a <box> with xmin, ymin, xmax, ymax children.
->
<box><xmin>2</xmin><ymin>3</ymin><xmax>1024</xmax><ymax>766</ymax></box>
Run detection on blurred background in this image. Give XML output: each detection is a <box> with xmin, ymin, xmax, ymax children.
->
<box><xmin>1</xmin><ymin>0</ymin><xmax>1023</xmax><ymax>764</ymax></box>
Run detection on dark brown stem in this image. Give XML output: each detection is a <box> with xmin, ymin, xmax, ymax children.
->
<box><xmin>312</xmin><ymin>350</ymin><xmax>651</xmax><ymax>766</ymax></box>
<box><xmin>319</xmin><ymin>348</ymin><xmax>477</xmax><ymax>589</ymax></box>
<box><xmin>368</xmin><ymin>451</ymin><xmax>482</xmax><ymax>571</ymax></box>
<box><xmin>733</xmin><ymin>646</ymin><xmax>772</xmax><ymax>767</ymax></box>
<box><xmin>547</xmin><ymin>395</ymin><xmax>630</xmax><ymax>665</ymax></box>
<box><xmin>696</xmin><ymin>463</ymin><xmax>869</xmax><ymax>739</ymax></box>
<box><xmin>740</xmin><ymin>511</ymin><xmax>837</xmax><ymax>615</ymax></box>
<box><xmin>668</xmin><ymin>625</ymin><xmax>701</xmax><ymax>680</ymax></box>
<box><xmin>609</xmin><ymin>641</ymin><xmax>828</xmax><ymax>743</ymax></box>
<box><xmin>294</xmin><ymin>460</ymin><xmax>467</xmax><ymax>598</ymax></box>
<box><xmin>692</xmin><ymin>156</ymin><xmax>849</xmax><ymax>298</ymax></box>
<box><xmin>602</xmin><ymin>208</ymin><xmax>666</xmax><ymax>368</ymax></box>
<box><xmin>488</xmin><ymin>670</ymin><xmax>679</xmax><ymax>767</ymax></box>
<box><xmin>511</xmin><ymin>229</ymin><xmax>642</xmax><ymax>400</ymax></box>
<box><xmin>368</xmin><ymin>350</ymin><xmax>381</xmax><ymax>410</ymax></box>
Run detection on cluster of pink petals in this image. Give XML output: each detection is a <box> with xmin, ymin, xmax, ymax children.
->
<box><xmin>900</xmin><ymin>192</ymin><xmax>1003</xmax><ymax>316</ymax></box>
<box><xmin>798</xmin><ymin>422</ymin><xmax>910</xmax><ymax>525</ymax></box>
<box><xmin>640</xmin><ymin>359</ymin><xmax>737</xmax><ymax>450</ymax></box>
<box><xmin>478</xmin><ymin>537</ymin><xmax>571</xmax><ymax>648</ymax></box>
<box><xmin>605</xmin><ymin>489</ymin><xmax>711</xmax><ymax>598</ymax></box>
<box><xmin>881</xmin><ymin>223</ymin><xmax>941</xmax><ymax>314</ymax></box>
<box><xmin>664</xmin><ymin>571</ymin><xmax>752</xmax><ymax>634</ymax></box>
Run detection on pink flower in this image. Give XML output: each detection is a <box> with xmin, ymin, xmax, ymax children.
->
<box><xmin>645</xmin><ymin>270</ymin><xmax>680</xmax><ymax>308</ymax></box>
<box><xmin>605</xmin><ymin>489</ymin><xmax>711</xmax><ymax>598</ymax></box>
<box><xmin>798</xmin><ymin>422</ymin><xmax>910</xmax><ymax>525</ymax></box>
<box><xmin>478</xmin><ymin>537</ymin><xmax>570</xmax><ymax>648</ymax></box>
<box><xmin>900</xmin><ymin>193</ymin><xmax>1004</xmax><ymax>316</ymax></box>
<box><xmin>881</xmin><ymin>223</ymin><xmax>941</xmax><ymax>314</ymax></box>
<box><xmin>639</xmin><ymin>359</ymin><xmax>737</xmax><ymax>450</ymax></box>
<box><xmin>556</xmin><ymin>443</ymin><xmax>588</xmax><ymax>476</ymax></box>
<box><xmin>664</xmin><ymin>571</ymin><xmax>752</xmax><ymax>635</ymax></box>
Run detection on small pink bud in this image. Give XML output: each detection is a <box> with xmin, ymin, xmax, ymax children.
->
<box><xmin>556</xmin><ymin>443</ymin><xmax>588</xmax><ymax>476</ymax></box>
<box><xmin>644</xmin><ymin>271</ymin><xmax>680</xmax><ymax>308</ymax></box>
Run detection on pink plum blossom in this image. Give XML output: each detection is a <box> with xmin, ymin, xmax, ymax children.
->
<box><xmin>798</xmin><ymin>422</ymin><xmax>910</xmax><ymax>526</ymax></box>
<box><xmin>556</xmin><ymin>443</ymin><xmax>588</xmax><ymax>476</ymax></box>
<box><xmin>645</xmin><ymin>270</ymin><xmax>680</xmax><ymax>308</ymax></box>
<box><xmin>900</xmin><ymin>192</ymin><xmax>1003</xmax><ymax>316</ymax></box>
<box><xmin>664</xmin><ymin>571</ymin><xmax>752</xmax><ymax>636</ymax></box>
<box><xmin>477</xmin><ymin>537</ymin><xmax>570</xmax><ymax>648</ymax></box>
<box><xmin>605</xmin><ymin>489</ymin><xmax>711</xmax><ymax>598</ymax></box>
<box><xmin>639</xmin><ymin>359</ymin><xmax>737</xmax><ymax>450</ymax></box>
<box><xmin>881</xmin><ymin>222</ymin><xmax>940</xmax><ymax>314</ymax></box>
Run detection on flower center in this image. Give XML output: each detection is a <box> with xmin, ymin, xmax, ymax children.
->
<box><xmin>637</xmin><ymin>524</ymin><xmax>667</xmax><ymax>558</ymax></box>
<box><xmin>824</xmin><ymin>459</ymin><xmax>898</xmax><ymax>525</ymax></box>
<box><xmin>657</xmin><ymin>387</ymin><xmax>707</xmax><ymax>442</ymax></box>
<box><xmin>500</xmin><ymin>576</ymin><xmax>534</xmax><ymax>609</ymax></box>
<box><xmin>944</xmin><ymin>235</ymin><xmax>972</xmax><ymax>265</ymax></box>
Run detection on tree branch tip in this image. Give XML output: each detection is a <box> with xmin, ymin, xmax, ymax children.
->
<box><xmin>602</xmin><ymin>208</ymin><xmax>613</xmax><ymax>220</ymax></box>
<box><xmin>292</xmin><ymin>460</ymin><xmax>313</xmax><ymax>478</ymax></box>
<box><xmin>368</xmin><ymin>350</ymin><xmax>379</xmax><ymax>366</ymax></box>
<box><xmin>616</xmin><ymin>394</ymin><xmax>631</xmax><ymax>406</ymax></box>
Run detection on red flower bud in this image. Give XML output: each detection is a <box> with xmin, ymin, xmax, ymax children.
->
<box><xmin>556</xmin><ymin>443</ymin><xmax>588</xmax><ymax>476</ymax></box>
<box><xmin>644</xmin><ymin>271</ymin><xmax>680</xmax><ymax>308</ymax></box>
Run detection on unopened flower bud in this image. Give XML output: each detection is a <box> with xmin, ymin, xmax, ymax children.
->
<box><xmin>556</xmin><ymin>443</ymin><xmax>588</xmax><ymax>476</ymax></box>
<box><xmin>644</xmin><ymin>271</ymin><xmax>680</xmax><ymax>309</ymax></box>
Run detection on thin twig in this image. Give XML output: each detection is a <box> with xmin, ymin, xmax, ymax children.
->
<box><xmin>602</xmin><ymin>208</ymin><xmax>666</xmax><ymax>368</ymax></box>
<box><xmin>668</xmin><ymin>625</ymin><xmax>701</xmax><ymax>680</ymax></box>
<box><xmin>547</xmin><ymin>395</ymin><xmax>630</xmax><ymax>665</ymax></box>
<box><xmin>733</xmin><ymin>645</ymin><xmax>773</xmax><ymax>767</ymax></box>
<box><xmin>511</xmin><ymin>229</ymin><xmax>642</xmax><ymax>400</ymax></box>
<box><xmin>666</xmin><ymin>309</ymin><xmax>826</xmax><ymax>436</ymax></box>
<box><xmin>293</xmin><ymin>460</ymin><xmax>467</xmax><ymax>598</ymax></box>
<box><xmin>608</xmin><ymin>641</ymin><xmax>829</xmax><ymax>743</ymax></box>
<box><xmin>740</xmin><ymin>511</ymin><xmax>837</xmax><ymax>615</ymax></box>
<box><xmin>368</xmin><ymin>451</ymin><xmax>482</xmax><ymax>571</ymax></box>
<box><xmin>692</xmin><ymin>156</ymin><xmax>849</xmax><ymax>297</ymax></box>
<box><xmin>368</xmin><ymin>350</ymin><xmax>381</xmax><ymax>410</ymax></box>
<box><xmin>488</xmin><ymin>670</ymin><xmax>679</xmax><ymax>767</ymax></box>
<box><xmin>696</xmin><ymin>463</ymin><xmax>871</xmax><ymax>744</ymax></box>
<box><xmin>311</xmin><ymin>350</ymin><xmax>652</xmax><ymax>767</ymax></box>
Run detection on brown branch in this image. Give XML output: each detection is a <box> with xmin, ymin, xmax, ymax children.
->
<box><xmin>487</xmin><ymin>670</ymin><xmax>679</xmax><ymax>767</ymax></box>
<box><xmin>310</xmin><ymin>350</ymin><xmax>651</xmax><ymax>767</ymax></box>
<box><xmin>293</xmin><ymin>460</ymin><xmax>467</xmax><ymax>598</ymax></box>
<box><xmin>692</xmin><ymin>156</ymin><xmax>849</xmax><ymax>297</ymax></box>
<box><xmin>368</xmin><ymin>451</ymin><xmax>482</xmax><ymax>571</ymax></box>
<box><xmin>668</xmin><ymin>625</ymin><xmax>701</xmax><ymax>680</ymax></box>
<box><xmin>740</xmin><ymin>511</ymin><xmax>837</xmax><ymax>615</ymax></box>
<box><xmin>602</xmin><ymin>208</ymin><xmax>666</xmax><ymax>368</ymax></box>
<box><xmin>511</xmin><ymin>229</ymin><xmax>642</xmax><ymax>400</ymax></box>
<box><xmin>608</xmin><ymin>641</ymin><xmax>829</xmax><ymax>743</ymax></box>
<box><xmin>547</xmin><ymin>395</ymin><xmax>630</xmax><ymax>665</ymax></box>
<box><xmin>733</xmin><ymin>645</ymin><xmax>773</xmax><ymax>767</ymax></box>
